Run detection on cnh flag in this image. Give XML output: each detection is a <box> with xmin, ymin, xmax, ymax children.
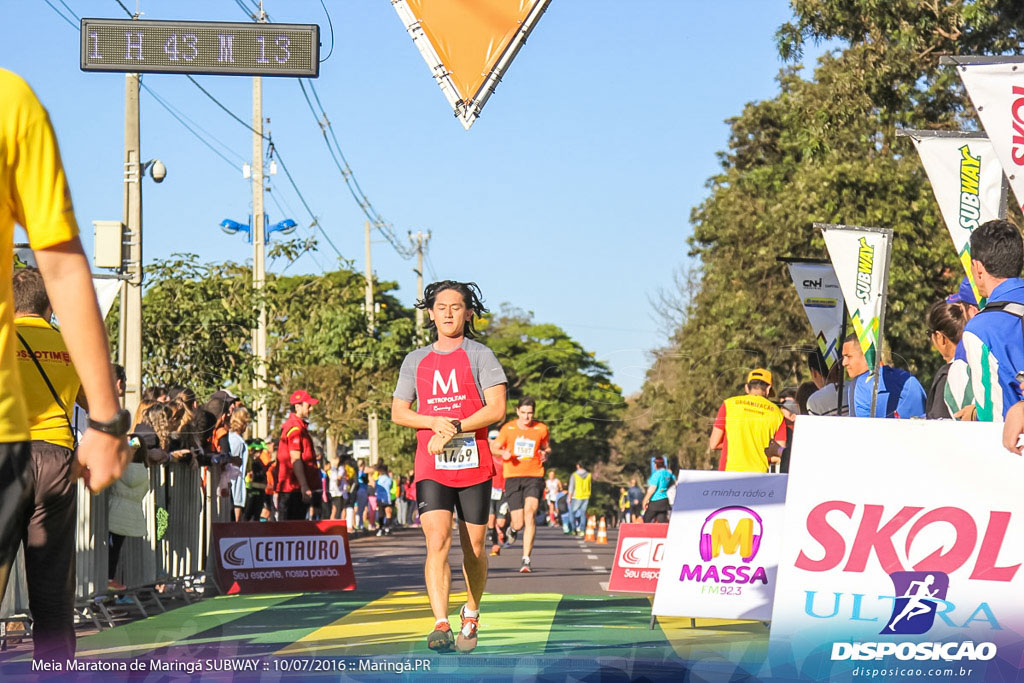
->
<box><xmin>392</xmin><ymin>0</ymin><xmax>551</xmax><ymax>129</ymax></box>
<box><xmin>908</xmin><ymin>133</ymin><xmax>1005</xmax><ymax>305</ymax></box>
<box><xmin>818</xmin><ymin>224</ymin><xmax>893</xmax><ymax>370</ymax></box>
<box><xmin>785</xmin><ymin>261</ymin><xmax>844</xmax><ymax>369</ymax></box>
<box><xmin>957</xmin><ymin>62</ymin><xmax>1024</xmax><ymax>212</ymax></box>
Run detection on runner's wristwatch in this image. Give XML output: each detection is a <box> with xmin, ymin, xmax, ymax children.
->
<box><xmin>450</xmin><ymin>420</ymin><xmax>462</xmax><ymax>433</ymax></box>
<box><xmin>87</xmin><ymin>409</ymin><xmax>132</xmax><ymax>437</ymax></box>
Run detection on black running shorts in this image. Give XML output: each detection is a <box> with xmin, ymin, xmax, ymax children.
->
<box><xmin>643</xmin><ymin>498</ymin><xmax>670</xmax><ymax>524</ymax></box>
<box><xmin>503</xmin><ymin>476</ymin><xmax>545</xmax><ymax>512</ymax></box>
<box><xmin>416</xmin><ymin>479</ymin><xmax>491</xmax><ymax>525</ymax></box>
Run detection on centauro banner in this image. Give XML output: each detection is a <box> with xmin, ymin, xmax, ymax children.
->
<box><xmin>786</xmin><ymin>261</ymin><xmax>844</xmax><ymax>369</ymax></box>
<box><xmin>767</xmin><ymin>417</ymin><xmax>1024</xmax><ymax>683</ymax></box>
<box><xmin>392</xmin><ymin>0</ymin><xmax>551</xmax><ymax>129</ymax></box>
<box><xmin>957</xmin><ymin>62</ymin><xmax>1024</xmax><ymax>213</ymax></box>
<box><xmin>819</xmin><ymin>225</ymin><xmax>893</xmax><ymax>370</ymax></box>
<box><xmin>909</xmin><ymin>134</ymin><xmax>1005</xmax><ymax>305</ymax></box>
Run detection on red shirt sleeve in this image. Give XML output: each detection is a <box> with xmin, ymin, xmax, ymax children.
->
<box><xmin>772</xmin><ymin>419</ymin><xmax>787</xmax><ymax>444</ymax></box>
<box><xmin>713</xmin><ymin>403</ymin><xmax>727</xmax><ymax>431</ymax></box>
<box><xmin>286</xmin><ymin>425</ymin><xmax>302</xmax><ymax>454</ymax></box>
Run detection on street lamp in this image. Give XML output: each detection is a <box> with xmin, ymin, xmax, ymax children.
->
<box><xmin>219</xmin><ymin>216</ymin><xmax>296</xmax><ymax>244</ymax></box>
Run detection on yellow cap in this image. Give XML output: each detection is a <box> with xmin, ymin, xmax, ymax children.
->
<box><xmin>747</xmin><ymin>368</ymin><xmax>772</xmax><ymax>385</ymax></box>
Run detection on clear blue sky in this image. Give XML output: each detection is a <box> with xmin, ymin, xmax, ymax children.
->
<box><xmin>5</xmin><ymin>0</ymin><xmax>822</xmax><ymax>396</ymax></box>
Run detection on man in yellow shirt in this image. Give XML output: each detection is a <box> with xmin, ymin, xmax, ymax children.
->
<box><xmin>708</xmin><ymin>368</ymin><xmax>787</xmax><ymax>473</ymax></box>
<box><xmin>0</xmin><ymin>69</ymin><xmax>128</xmax><ymax>659</ymax></box>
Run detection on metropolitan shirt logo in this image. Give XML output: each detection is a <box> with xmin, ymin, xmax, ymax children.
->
<box><xmin>432</xmin><ymin>369</ymin><xmax>459</xmax><ymax>395</ymax></box>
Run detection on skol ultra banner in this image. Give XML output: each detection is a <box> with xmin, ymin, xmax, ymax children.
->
<box><xmin>787</xmin><ymin>261</ymin><xmax>845</xmax><ymax>369</ymax></box>
<box><xmin>909</xmin><ymin>134</ymin><xmax>1005</xmax><ymax>304</ymax></box>
<box><xmin>819</xmin><ymin>225</ymin><xmax>893</xmax><ymax>370</ymax></box>
<box><xmin>768</xmin><ymin>417</ymin><xmax>1024</xmax><ymax>683</ymax></box>
<box><xmin>957</xmin><ymin>62</ymin><xmax>1024</xmax><ymax>213</ymax></box>
<box><xmin>391</xmin><ymin>0</ymin><xmax>551</xmax><ymax>129</ymax></box>
<box><xmin>651</xmin><ymin>470</ymin><xmax>787</xmax><ymax>621</ymax></box>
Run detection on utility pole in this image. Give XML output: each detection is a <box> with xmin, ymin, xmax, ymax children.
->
<box><xmin>123</xmin><ymin>72</ymin><xmax>142</xmax><ymax>416</ymax></box>
<box><xmin>409</xmin><ymin>230</ymin><xmax>431</xmax><ymax>334</ymax></box>
<box><xmin>364</xmin><ymin>220</ymin><xmax>379</xmax><ymax>465</ymax></box>
<box><xmin>252</xmin><ymin>71</ymin><xmax>268</xmax><ymax>441</ymax></box>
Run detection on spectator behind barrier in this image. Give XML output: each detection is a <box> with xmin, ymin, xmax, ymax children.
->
<box><xmin>956</xmin><ymin>219</ymin><xmax>1024</xmax><ymax>421</ymax></box>
<box><xmin>842</xmin><ymin>333</ymin><xmax>927</xmax><ymax>419</ymax></box>
<box><xmin>925</xmin><ymin>300</ymin><xmax>970</xmax><ymax>420</ymax></box>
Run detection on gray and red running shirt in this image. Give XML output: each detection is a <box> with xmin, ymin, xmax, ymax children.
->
<box><xmin>393</xmin><ymin>338</ymin><xmax>507</xmax><ymax>487</ymax></box>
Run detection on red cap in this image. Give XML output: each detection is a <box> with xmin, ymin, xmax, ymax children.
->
<box><xmin>289</xmin><ymin>390</ymin><xmax>319</xmax><ymax>406</ymax></box>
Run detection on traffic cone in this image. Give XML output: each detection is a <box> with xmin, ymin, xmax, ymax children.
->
<box><xmin>596</xmin><ymin>517</ymin><xmax>608</xmax><ymax>544</ymax></box>
<box><xmin>584</xmin><ymin>515</ymin><xmax>596</xmax><ymax>542</ymax></box>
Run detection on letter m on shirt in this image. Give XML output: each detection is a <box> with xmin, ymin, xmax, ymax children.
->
<box><xmin>433</xmin><ymin>369</ymin><xmax>459</xmax><ymax>395</ymax></box>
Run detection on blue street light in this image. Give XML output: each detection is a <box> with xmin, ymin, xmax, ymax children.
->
<box><xmin>219</xmin><ymin>215</ymin><xmax>296</xmax><ymax>244</ymax></box>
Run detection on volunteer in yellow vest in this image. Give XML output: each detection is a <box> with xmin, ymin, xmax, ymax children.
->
<box><xmin>492</xmin><ymin>397</ymin><xmax>551</xmax><ymax>574</ymax></box>
<box><xmin>708</xmin><ymin>368</ymin><xmax>787</xmax><ymax>473</ymax></box>
<box><xmin>567</xmin><ymin>463</ymin><xmax>592</xmax><ymax>536</ymax></box>
<box><xmin>1</xmin><ymin>70</ymin><xmax>129</xmax><ymax>661</ymax></box>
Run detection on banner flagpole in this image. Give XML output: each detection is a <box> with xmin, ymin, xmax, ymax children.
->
<box><xmin>869</xmin><ymin>231</ymin><xmax>894</xmax><ymax>418</ymax></box>
<box><xmin>837</xmin><ymin>300</ymin><xmax>847</xmax><ymax>416</ymax></box>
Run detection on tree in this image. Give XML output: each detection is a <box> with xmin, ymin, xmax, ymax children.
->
<box><xmin>616</xmin><ymin>1</ymin><xmax>1024</xmax><ymax>471</ymax></box>
<box><xmin>480</xmin><ymin>305</ymin><xmax>625</xmax><ymax>475</ymax></box>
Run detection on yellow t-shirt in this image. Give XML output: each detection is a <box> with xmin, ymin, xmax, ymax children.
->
<box><xmin>714</xmin><ymin>395</ymin><xmax>786</xmax><ymax>473</ymax></box>
<box><xmin>14</xmin><ymin>316</ymin><xmax>81</xmax><ymax>449</ymax></box>
<box><xmin>0</xmin><ymin>69</ymin><xmax>79</xmax><ymax>443</ymax></box>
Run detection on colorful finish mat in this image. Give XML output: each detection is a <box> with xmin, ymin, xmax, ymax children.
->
<box><xmin>2</xmin><ymin>591</ymin><xmax>769</xmax><ymax>680</ymax></box>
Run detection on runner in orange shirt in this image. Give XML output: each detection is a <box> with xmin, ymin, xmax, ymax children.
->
<box><xmin>492</xmin><ymin>398</ymin><xmax>551</xmax><ymax>574</ymax></box>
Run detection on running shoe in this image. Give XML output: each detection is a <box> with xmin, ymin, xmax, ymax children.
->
<box><xmin>427</xmin><ymin>620</ymin><xmax>454</xmax><ymax>652</ymax></box>
<box><xmin>455</xmin><ymin>605</ymin><xmax>479</xmax><ymax>653</ymax></box>
<box><xmin>520</xmin><ymin>557</ymin><xmax>532</xmax><ymax>573</ymax></box>
<box><xmin>505</xmin><ymin>528</ymin><xmax>518</xmax><ymax>546</ymax></box>
<box><xmin>489</xmin><ymin>545</ymin><xmax>501</xmax><ymax>556</ymax></box>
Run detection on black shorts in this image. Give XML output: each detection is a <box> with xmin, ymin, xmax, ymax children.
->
<box><xmin>489</xmin><ymin>491</ymin><xmax>509</xmax><ymax>519</ymax></box>
<box><xmin>643</xmin><ymin>498</ymin><xmax>670</xmax><ymax>524</ymax></box>
<box><xmin>416</xmin><ymin>479</ymin><xmax>491</xmax><ymax>525</ymax></box>
<box><xmin>503</xmin><ymin>476</ymin><xmax>545</xmax><ymax>512</ymax></box>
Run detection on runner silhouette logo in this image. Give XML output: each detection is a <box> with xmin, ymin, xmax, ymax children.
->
<box><xmin>881</xmin><ymin>571</ymin><xmax>949</xmax><ymax>635</ymax></box>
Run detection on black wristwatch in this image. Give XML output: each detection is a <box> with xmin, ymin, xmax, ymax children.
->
<box><xmin>450</xmin><ymin>420</ymin><xmax>462</xmax><ymax>434</ymax></box>
<box><xmin>87</xmin><ymin>409</ymin><xmax>132</xmax><ymax>438</ymax></box>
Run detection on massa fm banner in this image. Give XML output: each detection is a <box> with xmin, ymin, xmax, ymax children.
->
<box><xmin>786</xmin><ymin>261</ymin><xmax>844</xmax><ymax>369</ymax></box>
<box><xmin>768</xmin><ymin>416</ymin><xmax>1024</xmax><ymax>683</ymax></box>
<box><xmin>818</xmin><ymin>224</ymin><xmax>893</xmax><ymax>371</ymax></box>
<box><xmin>651</xmin><ymin>470</ymin><xmax>786</xmax><ymax>622</ymax></box>
<box><xmin>907</xmin><ymin>132</ymin><xmax>1006</xmax><ymax>305</ymax></box>
<box><xmin>391</xmin><ymin>0</ymin><xmax>551</xmax><ymax>129</ymax></box>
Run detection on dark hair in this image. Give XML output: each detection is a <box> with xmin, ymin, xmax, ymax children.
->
<box><xmin>142</xmin><ymin>386</ymin><xmax>167</xmax><ymax>402</ymax></box>
<box><xmin>778</xmin><ymin>387</ymin><xmax>797</xmax><ymax>400</ymax></box>
<box><xmin>375</xmin><ymin>463</ymin><xmax>387</xmax><ymax>474</ymax></box>
<box><xmin>970</xmin><ymin>219</ymin><xmax>1024</xmax><ymax>279</ymax></box>
<box><xmin>12</xmin><ymin>266</ymin><xmax>49</xmax><ymax>316</ymax></box>
<box><xmin>807</xmin><ymin>350</ymin><xmax>828</xmax><ymax>377</ymax></box>
<box><xmin>747</xmin><ymin>380</ymin><xmax>770</xmax><ymax>392</ymax></box>
<box><xmin>166</xmin><ymin>385</ymin><xmax>195</xmax><ymax>406</ymax></box>
<box><xmin>519</xmin><ymin>397</ymin><xmax>536</xmax><ymax>409</ymax></box>
<box><xmin>415</xmin><ymin>280</ymin><xmax>488</xmax><ymax>339</ymax></box>
<box><xmin>927</xmin><ymin>300</ymin><xmax>969</xmax><ymax>344</ymax></box>
<box><xmin>796</xmin><ymin>381</ymin><xmax>818</xmax><ymax>415</ymax></box>
<box><xmin>113</xmin><ymin>363</ymin><xmax>126</xmax><ymax>385</ymax></box>
<box><xmin>844</xmin><ymin>332</ymin><xmax>858</xmax><ymax>345</ymax></box>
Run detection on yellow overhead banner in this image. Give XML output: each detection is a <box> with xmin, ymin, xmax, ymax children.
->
<box><xmin>393</xmin><ymin>0</ymin><xmax>551</xmax><ymax>129</ymax></box>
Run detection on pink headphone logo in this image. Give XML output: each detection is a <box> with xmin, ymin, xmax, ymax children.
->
<box><xmin>698</xmin><ymin>505</ymin><xmax>763</xmax><ymax>563</ymax></box>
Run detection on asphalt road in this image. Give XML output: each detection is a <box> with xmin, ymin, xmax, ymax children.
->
<box><xmin>348</xmin><ymin>523</ymin><xmax>620</xmax><ymax>596</ymax></box>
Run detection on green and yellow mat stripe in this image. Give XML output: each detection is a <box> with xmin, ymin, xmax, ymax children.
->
<box><xmin>4</xmin><ymin>591</ymin><xmax>769</xmax><ymax>679</ymax></box>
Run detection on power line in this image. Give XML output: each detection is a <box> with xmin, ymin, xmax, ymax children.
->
<box><xmin>318</xmin><ymin>0</ymin><xmax>335</xmax><ymax>63</ymax></box>
<box><xmin>42</xmin><ymin>0</ymin><xmax>78</xmax><ymax>28</ymax></box>
<box><xmin>186</xmin><ymin>75</ymin><xmax>268</xmax><ymax>140</ymax></box>
<box><xmin>142</xmin><ymin>85</ymin><xmax>246</xmax><ymax>164</ymax></box>
<box><xmin>141</xmin><ymin>84</ymin><xmax>240</xmax><ymax>169</ymax></box>
<box><xmin>113</xmin><ymin>0</ymin><xmax>133</xmax><ymax>17</ymax></box>
<box><xmin>270</xmin><ymin>142</ymin><xmax>344</xmax><ymax>259</ymax></box>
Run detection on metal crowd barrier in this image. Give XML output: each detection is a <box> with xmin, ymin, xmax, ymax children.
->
<box><xmin>1</xmin><ymin>461</ymin><xmax>229</xmax><ymax>635</ymax></box>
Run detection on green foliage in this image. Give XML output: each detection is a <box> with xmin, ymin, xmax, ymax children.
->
<box><xmin>617</xmin><ymin>1</ymin><xmax>1024</xmax><ymax>473</ymax></box>
<box><xmin>480</xmin><ymin>305</ymin><xmax>626</xmax><ymax>476</ymax></box>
